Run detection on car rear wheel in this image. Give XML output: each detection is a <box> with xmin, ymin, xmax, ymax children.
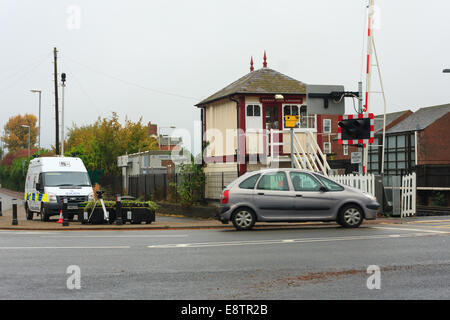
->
<box><xmin>231</xmin><ymin>208</ymin><xmax>256</xmax><ymax>231</ymax></box>
<box><xmin>339</xmin><ymin>204</ymin><xmax>363</xmax><ymax>228</ymax></box>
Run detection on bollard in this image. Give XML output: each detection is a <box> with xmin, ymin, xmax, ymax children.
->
<box><xmin>115</xmin><ymin>195</ymin><xmax>123</xmax><ymax>225</ymax></box>
<box><xmin>12</xmin><ymin>198</ymin><xmax>18</xmax><ymax>225</ymax></box>
<box><xmin>0</xmin><ymin>197</ymin><xmax>2</xmax><ymax>217</ymax></box>
<box><xmin>62</xmin><ymin>197</ymin><xmax>69</xmax><ymax>226</ymax></box>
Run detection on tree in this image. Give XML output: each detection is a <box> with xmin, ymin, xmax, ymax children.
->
<box><xmin>65</xmin><ymin>113</ymin><xmax>159</xmax><ymax>175</ymax></box>
<box><xmin>2</xmin><ymin>114</ymin><xmax>38</xmax><ymax>153</ymax></box>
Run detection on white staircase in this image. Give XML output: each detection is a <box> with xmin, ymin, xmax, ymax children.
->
<box><xmin>266</xmin><ymin>129</ymin><xmax>331</xmax><ymax>176</ymax></box>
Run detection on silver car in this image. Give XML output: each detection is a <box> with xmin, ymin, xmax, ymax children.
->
<box><xmin>216</xmin><ymin>169</ymin><xmax>380</xmax><ymax>231</ymax></box>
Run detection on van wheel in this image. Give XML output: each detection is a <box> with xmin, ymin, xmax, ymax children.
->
<box><xmin>40</xmin><ymin>207</ymin><xmax>49</xmax><ymax>222</ymax></box>
<box><xmin>338</xmin><ymin>204</ymin><xmax>363</xmax><ymax>228</ymax></box>
<box><xmin>26</xmin><ymin>206</ymin><xmax>34</xmax><ymax>220</ymax></box>
<box><xmin>231</xmin><ymin>208</ymin><xmax>256</xmax><ymax>231</ymax></box>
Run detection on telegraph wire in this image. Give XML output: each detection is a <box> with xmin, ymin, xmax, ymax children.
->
<box><xmin>62</xmin><ymin>54</ymin><xmax>201</xmax><ymax>102</ymax></box>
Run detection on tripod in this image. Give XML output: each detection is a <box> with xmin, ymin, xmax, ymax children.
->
<box><xmin>88</xmin><ymin>190</ymin><xmax>109</xmax><ymax>223</ymax></box>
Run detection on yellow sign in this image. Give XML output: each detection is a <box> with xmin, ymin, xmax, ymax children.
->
<box><xmin>284</xmin><ymin>115</ymin><xmax>300</xmax><ymax>128</ymax></box>
<box><xmin>24</xmin><ymin>193</ymin><xmax>49</xmax><ymax>203</ymax></box>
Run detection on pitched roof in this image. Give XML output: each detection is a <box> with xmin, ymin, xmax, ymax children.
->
<box><xmin>196</xmin><ymin>68</ymin><xmax>307</xmax><ymax>106</ymax></box>
<box><xmin>386</xmin><ymin>104</ymin><xmax>450</xmax><ymax>134</ymax></box>
<box><xmin>373</xmin><ymin>110</ymin><xmax>411</xmax><ymax>132</ymax></box>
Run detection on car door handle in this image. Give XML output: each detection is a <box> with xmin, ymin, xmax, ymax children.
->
<box><xmin>295</xmin><ymin>194</ymin><xmax>303</xmax><ymax>197</ymax></box>
<box><xmin>257</xmin><ymin>192</ymin><xmax>265</xmax><ymax>196</ymax></box>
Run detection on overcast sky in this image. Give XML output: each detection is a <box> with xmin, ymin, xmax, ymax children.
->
<box><xmin>1</xmin><ymin>0</ymin><xmax>449</xmax><ymax>155</ymax></box>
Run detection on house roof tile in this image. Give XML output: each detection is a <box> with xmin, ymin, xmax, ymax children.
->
<box><xmin>196</xmin><ymin>68</ymin><xmax>307</xmax><ymax>106</ymax></box>
<box><xmin>386</xmin><ymin>104</ymin><xmax>450</xmax><ymax>134</ymax></box>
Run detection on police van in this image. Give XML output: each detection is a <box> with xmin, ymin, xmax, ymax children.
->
<box><xmin>24</xmin><ymin>157</ymin><xmax>94</xmax><ymax>221</ymax></box>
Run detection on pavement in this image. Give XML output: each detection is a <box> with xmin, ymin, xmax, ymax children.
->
<box><xmin>0</xmin><ymin>187</ymin><xmax>428</xmax><ymax>231</ymax></box>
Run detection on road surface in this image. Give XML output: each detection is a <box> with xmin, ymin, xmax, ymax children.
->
<box><xmin>0</xmin><ymin>218</ymin><xmax>449</xmax><ymax>299</ymax></box>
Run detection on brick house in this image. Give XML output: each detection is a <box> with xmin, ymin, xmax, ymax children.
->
<box><xmin>365</xmin><ymin>104</ymin><xmax>450</xmax><ymax>206</ymax></box>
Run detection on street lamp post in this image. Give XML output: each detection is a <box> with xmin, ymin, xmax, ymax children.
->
<box><xmin>21</xmin><ymin>125</ymin><xmax>30</xmax><ymax>159</ymax></box>
<box><xmin>30</xmin><ymin>89</ymin><xmax>41</xmax><ymax>156</ymax></box>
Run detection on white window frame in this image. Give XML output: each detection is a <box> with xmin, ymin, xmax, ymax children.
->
<box><xmin>343</xmin><ymin>144</ymin><xmax>348</xmax><ymax>156</ymax></box>
<box><xmin>323</xmin><ymin>142</ymin><xmax>331</xmax><ymax>154</ymax></box>
<box><xmin>282</xmin><ymin>104</ymin><xmax>316</xmax><ymax>132</ymax></box>
<box><xmin>245</xmin><ymin>103</ymin><xmax>263</xmax><ymax>132</ymax></box>
<box><xmin>323</xmin><ymin>119</ymin><xmax>331</xmax><ymax>134</ymax></box>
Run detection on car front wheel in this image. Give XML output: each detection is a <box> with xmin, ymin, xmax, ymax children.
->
<box><xmin>339</xmin><ymin>205</ymin><xmax>363</xmax><ymax>228</ymax></box>
<box><xmin>231</xmin><ymin>208</ymin><xmax>256</xmax><ymax>231</ymax></box>
<box><xmin>26</xmin><ymin>206</ymin><xmax>34</xmax><ymax>220</ymax></box>
<box><xmin>40</xmin><ymin>206</ymin><xmax>49</xmax><ymax>222</ymax></box>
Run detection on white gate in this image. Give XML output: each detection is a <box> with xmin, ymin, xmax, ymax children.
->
<box><xmin>329</xmin><ymin>174</ymin><xmax>375</xmax><ymax>196</ymax></box>
<box><xmin>401</xmin><ymin>172</ymin><xmax>416</xmax><ymax>218</ymax></box>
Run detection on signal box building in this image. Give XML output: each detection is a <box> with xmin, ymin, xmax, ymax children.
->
<box><xmin>195</xmin><ymin>54</ymin><xmax>346</xmax><ymax>198</ymax></box>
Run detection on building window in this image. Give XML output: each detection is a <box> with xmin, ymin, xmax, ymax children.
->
<box><xmin>246</xmin><ymin>105</ymin><xmax>261</xmax><ymax>117</ymax></box>
<box><xmin>367</xmin><ymin>134</ymin><xmax>415</xmax><ymax>175</ymax></box>
<box><xmin>282</xmin><ymin>104</ymin><xmax>316</xmax><ymax>129</ymax></box>
<box><xmin>343</xmin><ymin>144</ymin><xmax>348</xmax><ymax>156</ymax></box>
<box><xmin>283</xmin><ymin>105</ymin><xmax>299</xmax><ymax>128</ymax></box>
<box><xmin>323</xmin><ymin>119</ymin><xmax>331</xmax><ymax>133</ymax></box>
<box><xmin>323</xmin><ymin>142</ymin><xmax>331</xmax><ymax>154</ymax></box>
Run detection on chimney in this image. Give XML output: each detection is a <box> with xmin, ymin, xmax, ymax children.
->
<box><xmin>250</xmin><ymin>56</ymin><xmax>254</xmax><ymax>72</ymax></box>
<box><xmin>263</xmin><ymin>50</ymin><xmax>267</xmax><ymax>68</ymax></box>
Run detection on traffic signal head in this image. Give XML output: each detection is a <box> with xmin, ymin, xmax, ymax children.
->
<box><xmin>337</xmin><ymin>113</ymin><xmax>375</xmax><ymax>145</ymax></box>
<box><xmin>338</xmin><ymin>118</ymin><xmax>370</xmax><ymax>140</ymax></box>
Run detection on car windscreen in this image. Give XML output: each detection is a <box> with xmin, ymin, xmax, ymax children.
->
<box><xmin>313</xmin><ymin>174</ymin><xmax>344</xmax><ymax>191</ymax></box>
<box><xmin>43</xmin><ymin>172</ymin><xmax>92</xmax><ymax>187</ymax></box>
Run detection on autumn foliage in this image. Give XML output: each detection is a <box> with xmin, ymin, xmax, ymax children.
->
<box><xmin>2</xmin><ymin>114</ymin><xmax>38</xmax><ymax>152</ymax></box>
<box><xmin>65</xmin><ymin>112</ymin><xmax>158</xmax><ymax>175</ymax></box>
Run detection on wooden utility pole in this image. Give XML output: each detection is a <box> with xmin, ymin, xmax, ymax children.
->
<box><xmin>53</xmin><ymin>47</ymin><xmax>60</xmax><ymax>155</ymax></box>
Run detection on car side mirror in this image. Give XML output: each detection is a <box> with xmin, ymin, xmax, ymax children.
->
<box><xmin>319</xmin><ymin>186</ymin><xmax>328</xmax><ymax>192</ymax></box>
<box><xmin>36</xmin><ymin>183</ymin><xmax>41</xmax><ymax>191</ymax></box>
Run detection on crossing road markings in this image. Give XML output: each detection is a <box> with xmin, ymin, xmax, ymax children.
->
<box><xmin>147</xmin><ymin>232</ymin><xmax>444</xmax><ymax>249</ymax></box>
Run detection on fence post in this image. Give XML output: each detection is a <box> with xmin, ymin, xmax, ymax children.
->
<box><xmin>164</xmin><ymin>173</ymin><xmax>167</xmax><ymax>201</ymax></box>
<box><xmin>412</xmin><ymin>172</ymin><xmax>417</xmax><ymax>216</ymax></box>
<box><xmin>144</xmin><ymin>174</ymin><xmax>147</xmax><ymax>201</ymax></box>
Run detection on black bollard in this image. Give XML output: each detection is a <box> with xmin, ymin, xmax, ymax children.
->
<box><xmin>12</xmin><ymin>198</ymin><xmax>18</xmax><ymax>225</ymax></box>
<box><xmin>0</xmin><ymin>197</ymin><xmax>3</xmax><ymax>217</ymax></box>
<box><xmin>62</xmin><ymin>197</ymin><xmax>69</xmax><ymax>226</ymax></box>
<box><xmin>115</xmin><ymin>195</ymin><xmax>123</xmax><ymax>225</ymax></box>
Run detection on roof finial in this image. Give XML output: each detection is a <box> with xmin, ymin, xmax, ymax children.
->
<box><xmin>250</xmin><ymin>56</ymin><xmax>254</xmax><ymax>72</ymax></box>
<box><xmin>263</xmin><ymin>51</ymin><xmax>267</xmax><ymax>68</ymax></box>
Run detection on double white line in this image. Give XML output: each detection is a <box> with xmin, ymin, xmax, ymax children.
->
<box><xmin>147</xmin><ymin>231</ymin><xmax>444</xmax><ymax>249</ymax></box>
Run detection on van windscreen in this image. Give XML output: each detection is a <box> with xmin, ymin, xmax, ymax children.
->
<box><xmin>43</xmin><ymin>172</ymin><xmax>91</xmax><ymax>187</ymax></box>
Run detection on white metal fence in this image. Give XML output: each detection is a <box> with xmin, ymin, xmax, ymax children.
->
<box><xmin>331</xmin><ymin>173</ymin><xmax>417</xmax><ymax>218</ymax></box>
<box><xmin>330</xmin><ymin>174</ymin><xmax>376</xmax><ymax>196</ymax></box>
<box><xmin>401</xmin><ymin>172</ymin><xmax>416</xmax><ymax>218</ymax></box>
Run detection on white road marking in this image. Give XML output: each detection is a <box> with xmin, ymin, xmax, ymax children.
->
<box><xmin>0</xmin><ymin>231</ymin><xmax>61</xmax><ymax>235</ymax></box>
<box><xmin>406</xmin><ymin>219</ymin><xmax>450</xmax><ymax>224</ymax></box>
<box><xmin>0</xmin><ymin>246</ymin><xmax>130</xmax><ymax>250</ymax></box>
<box><xmin>371</xmin><ymin>226</ymin><xmax>449</xmax><ymax>234</ymax></box>
<box><xmin>40</xmin><ymin>234</ymin><xmax>189</xmax><ymax>238</ymax></box>
<box><xmin>147</xmin><ymin>232</ymin><xmax>445</xmax><ymax>249</ymax></box>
